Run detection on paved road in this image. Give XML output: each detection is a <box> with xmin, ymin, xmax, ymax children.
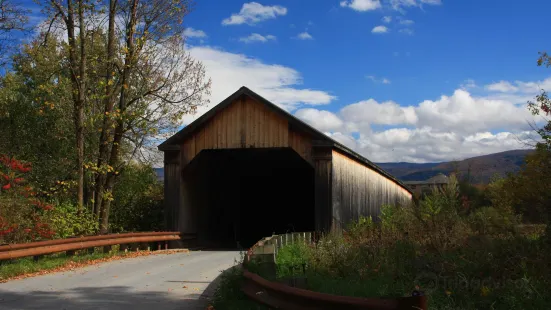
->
<box><xmin>0</xmin><ymin>250</ymin><xmax>243</xmax><ymax>310</ymax></box>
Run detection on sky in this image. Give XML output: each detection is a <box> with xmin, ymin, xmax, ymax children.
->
<box><xmin>20</xmin><ymin>0</ymin><xmax>551</xmax><ymax>163</ymax></box>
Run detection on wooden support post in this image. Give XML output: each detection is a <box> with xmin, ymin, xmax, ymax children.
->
<box><xmin>157</xmin><ymin>242</ymin><xmax>161</xmax><ymax>251</ymax></box>
<box><xmin>66</xmin><ymin>250</ymin><xmax>75</xmax><ymax>257</ymax></box>
<box><xmin>312</xmin><ymin>143</ymin><xmax>333</xmax><ymax>233</ymax></box>
<box><xmin>103</xmin><ymin>245</ymin><xmax>112</xmax><ymax>254</ymax></box>
<box><xmin>164</xmin><ymin>241</ymin><xmax>168</xmax><ymax>250</ymax></box>
<box><xmin>120</xmin><ymin>244</ymin><xmax>128</xmax><ymax>253</ymax></box>
<box><xmin>164</xmin><ymin>150</ymin><xmax>181</xmax><ymax>232</ymax></box>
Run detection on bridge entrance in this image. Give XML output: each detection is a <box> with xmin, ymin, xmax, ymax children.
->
<box><xmin>181</xmin><ymin>148</ymin><xmax>315</xmax><ymax>248</ymax></box>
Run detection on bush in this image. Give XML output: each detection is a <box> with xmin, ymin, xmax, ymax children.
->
<box><xmin>44</xmin><ymin>202</ymin><xmax>98</xmax><ymax>238</ymax></box>
<box><xmin>468</xmin><ymin>206</ymin><xmax>519</xmax><ymax>236</ymax></box>
<box><xmin>0</xmin><ymin>155</ymin><xmax>55</xmax><ymax>243</ymax></box>
<box><xmin>110</xmin><ymin>163</ymin><xmax>164</xmax><ymax>232</ymax></box>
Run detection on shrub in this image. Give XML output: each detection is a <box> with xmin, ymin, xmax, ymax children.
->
<box><xmin>110</xmin><ymin>163</ymin><xmax>164</xmax><ymax>232</ymax></box>
<box><xmin>44</xmin><ymin>202</ymin><xmax>98</xmax><ymax>238</ymax></box>
<box><xmin>468</xmin><ymin>206</ymin><xmax>519</xmax><ymax>236</ymax></box>
<box><xmin>0</xmin><ymin>155</ymin><xmax>55</xmax><ymax>243</ymax></box>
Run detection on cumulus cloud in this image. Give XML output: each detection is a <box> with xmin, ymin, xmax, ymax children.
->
<box><xmin>295</xmin><ymin>32</ymin><xmax>314</xmax><ymax>40</ymax></box>
<box><xmin>290</xmin><ymin>82</ymin><xmax>542</xmax><ymax>162</ymax></box>
<box><xmin>382</xmin><ymin>16</ymin><xmax>392</xmax><ymax>23</ymax></box>
<box><xmin>485</xmin><ymin>78</ymin><xmax>551</xmax><ymax>93</ymax></box>
<box><xmin>183</xmin><ymin>27</ymin><xmax>207</xmax><ymax>38</ymax></box>
<box><xmin>485</xmin><ymin>81</ymin><xmax>518</xmax><ymax>92</ymax></box>
<box><xmin>399</xmin><ymin>28</ymin><xmax>414</xmax><ymax>35</ymax></box>
<box><xmin>222</xmin><ymin>2</ymin><xmax>287</xmax><ymax>26</ymax></box>
<box><xmin>183</xmin><ymin>45</ymin><xmax>335</xmax><ymax>125</ymax></box>
<box><xmin>372</xmin><ymin>25</ymin><xmax>389</xmax><ymax>33</ymax></box>
<box><xmin>295</xmin><ymin>109</ymin><xmax>343</xmax><ymax>132</ymax></box>
<box><xmin>390</xmin><ymin>0</ymin><xmax>441</xmax><ymax>12</ymax></box>
<box><xmin>340</xmin><ymin>0</ymin><xmax>382</xmax><ymax>11</ymax></box>
<box><xmin>239</xmin><ymin>33</ymin><xmax>276</xmax><ymax>43</ymax></box>
<box><xmin>366</xmin><ymin>75</ymin><xmax>391</xmax><ymax>84</ymax></box>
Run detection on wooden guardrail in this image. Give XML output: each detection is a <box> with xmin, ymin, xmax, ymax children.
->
<box><xmin>0</xmin><ymin>231</ymin><xmax>194</xmax><ymax>261</ymax></box>
<box><xmin>242</xmin><ymin>233</ymin><xmax>427</xmax><ymax>310</ymax></box>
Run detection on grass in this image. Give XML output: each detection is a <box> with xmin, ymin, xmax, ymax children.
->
<box><xmin>209</xmin><ymin>254</ymin><xmax>268</xmax><ymax>310</ymax></box>
<box><xmin>271</xmin><ymin>235</ymin><xmax>551</xmax><ymax>310</ymax></box>
<box><xmin>0</xmin><ymin>246</ymin><xmax>172</xmax><ymax>282</ymax></box>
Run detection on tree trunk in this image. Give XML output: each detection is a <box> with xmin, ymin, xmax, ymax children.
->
<box><xmin>64</xmin><ymin>0</ymin><xmax>85</xmax><ymax>210</ymax></box>
<box><xmin>93</xmin><ymin>0</ymin><xmax>117</xmax><ymax>219</ymax></box>
<box><xmin>98</xmin><ymin>0</ymin><xmax>137</xmax><ymax>233</ymax></box>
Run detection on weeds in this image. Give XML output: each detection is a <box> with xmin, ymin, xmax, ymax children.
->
<box><xmin>270</xmin><ymin>175</ymin><xmax>551</xmax><ymax>309</ymax></box>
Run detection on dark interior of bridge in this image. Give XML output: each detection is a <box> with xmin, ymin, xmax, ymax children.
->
<box><xmin>182</xmin><ymin>148</ymin><xmax>315</xmax><ymax>249</ymax></box>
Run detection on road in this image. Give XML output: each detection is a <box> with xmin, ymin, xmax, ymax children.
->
<box><xmin>0</xmin><ymin>250</ymin><xmax>242</xmax><ymax>310</ymax></box>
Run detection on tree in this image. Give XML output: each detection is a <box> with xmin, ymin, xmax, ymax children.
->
<box><xmin>526</xmin><ymin>51</ymin><xmax>551</xmax><ymax>240</ymax></box>
<box><xmin>0</xmin><ymin>0</ymin><xmax>28</xmax><ymax>67</ymax></box>
<box><xmin>40</xmin><ymin>0</ymin><xmax>211</xmax><ymax>233</ymax></box>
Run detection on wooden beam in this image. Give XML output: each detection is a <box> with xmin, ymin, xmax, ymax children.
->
<box><xmin>312</xmin><ymin>145</ymin><xmax>333</xmax><ymax>233</ymax></box>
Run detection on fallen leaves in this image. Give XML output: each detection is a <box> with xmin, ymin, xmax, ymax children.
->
<box><xmin>0</xmin><ymin>248</ymin><xmax>190</xmax><ymax>283</ymax></box>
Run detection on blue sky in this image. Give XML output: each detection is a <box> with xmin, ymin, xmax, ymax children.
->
<box><xmin>184</xmin><ymin>0</ymin><xmax>550</xmax><ymax>107</ymax></box>
<box><xmin>18</xmin><ymin>0</ymin><xmax>551</xmax><ymax>162</ymax></box>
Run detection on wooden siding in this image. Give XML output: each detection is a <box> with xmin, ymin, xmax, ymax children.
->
<box><xmin>181</xmin><ymin>96</ymin><xmax>312</xmax><ymax>165</ymax></box>
<box><xmin>331</xmin><ymin>150</ymin><xmax>412</xmax><ymax>231</ymax></box>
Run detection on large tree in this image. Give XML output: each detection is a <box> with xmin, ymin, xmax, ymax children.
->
<box><xmin>0</xmin><ymin>0</ymin><xmax>28</xmax><ymax>67</ymax></box>
<box><xmin>42</xmin><ymin>0</ymin><xmax>211</xmax><ymax>232</ymax></box>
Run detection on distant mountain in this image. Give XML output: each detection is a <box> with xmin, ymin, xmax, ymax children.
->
<box><xmin>377</xmin><ymin>149</ymin><xmax>534</xmax><ymax>184</ymax></box>
<box><xmin>154</xmin><ymin>168</ymin><xmax>164</xmax><ymax>182</ymax></box>
<box><xmin>153</xmin><ymin>149</ymin><xmax>533</xmax><ymax>184</ymax></box>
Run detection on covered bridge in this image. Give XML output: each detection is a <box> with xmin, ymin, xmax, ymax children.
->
<box><xmin>158</xmin><ymin>87</ymin><xmax>412</xmax><ymax>248</ymax></box>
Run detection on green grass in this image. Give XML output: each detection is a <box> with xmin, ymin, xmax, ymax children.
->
<box><xmin>0</xmin><ymin>247</ymin><xmax>128</xmax><ymax>281</ymax></box>
<box><xmin>209</xmin><ymin>263</ymin><xmax>267</xmax><ymax>310</ymax></box>
<box><xmin>271</xmin><ymin>237</ymin><xmax>551</xmax><ymax>310</ymax></box>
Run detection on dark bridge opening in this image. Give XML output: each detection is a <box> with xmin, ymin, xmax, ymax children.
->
<box><xmin>182</xmin><ymin>148</ymin><xmax>315</xmax><ymax>249</ymax></box>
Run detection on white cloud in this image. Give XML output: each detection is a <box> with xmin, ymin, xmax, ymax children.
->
<box><xmin>485</xmin><ymin>78</ymin><xmax>551</xmax><ymax>94</ymax></box>
<box><xmin>461</xmin><ymin>79</ymin><xmax>477</xmax><ymax>89</ymax></box>
<box><xmin>400</xmin><ymin>19</ymin><xmax>414</xmax><ymax>25</ymax></box>
<box><xmin>289</xmin><ymin>80</ymin><xmax>543</xmax><ymax>162</ymax></box>
<box><xmin>366</xmin><ymin>75</ymin><xmax>391</xmax><ymax>83</ymax></box>
<box><xmin>222</xmin><ymin>2</ymin><xmax>287</xmax><ymax>26</ymax></box>
<box><xmin>183</xmin><ymin>45</ymin><xmax>335</xmax><ymax>125</ymax></box>
<box><xmin>341</xmin><ymin>99</ymin><xmax>417</xmax><ymax>126</ymax></box>
<box><xmin>372</xmin><ymin>25</ymin><xmax>389</xmax><ymax>33</ymax></box>
<box><xmin>390</xmin><ymin>0</ymin><xmax>441</xmax><ymax>12</ymax></box>
<box><xmin>296</xmin><ymin>32</ymin><xmax>314</xmax><ymax>40</ymax></box>
<box><xmin>382</xmin><ymin>16</ymin><xmax>392</xmax><ymax>23</ymax></box>
<box><xmin>340</xmin><ymin>0</ymin><xmax>382</xmax><ymax>12</ymax></box>
<box><xmin>399</xmin><ymin>28</ymin><xmax>414</xmax><ymax>35</ymax></box>
<box><xmin>295</xmin><ymin>109</ymin><xmax>343</xmax><ymax>131</ymax></box>
<box><xmin>239</xmin><ymin>33</ymin><xmax>276</xmax><ymax>43</ymax></box>
<box><xmin>485</xmin><ymin>81</ymin><xmax>518</xmax><ymax>92</ymax></box>
<box><xmin>183</xmin><ymin>27</ymin><xmax>207</xmax><ymax>38</ymax></box>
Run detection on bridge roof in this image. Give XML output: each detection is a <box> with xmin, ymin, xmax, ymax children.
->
<box><xmin>158</xmin><ymin>86</ymin><xmax>412</xmax><ymax>194</ymax></box>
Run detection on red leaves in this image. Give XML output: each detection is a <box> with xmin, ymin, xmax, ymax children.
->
<box><xmin>1</xmin><ymin>154</ymin><xmax>56</xmax><ymax>242</ymax></box>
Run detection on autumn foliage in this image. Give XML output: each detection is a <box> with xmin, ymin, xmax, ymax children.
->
<box><xmin>0</xmin><ymin>155</ymin><xmax>55</xmax><ymax>243</ymax></box>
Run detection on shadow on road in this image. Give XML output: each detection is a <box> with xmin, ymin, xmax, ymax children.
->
<box><xmin>0</xmin><ymin>267</ymin><xmax>236</xmax><ymax>310</ymax></box>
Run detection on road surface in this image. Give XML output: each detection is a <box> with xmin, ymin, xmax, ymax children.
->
<box><xmin>0</xmin><ymin>250</ymin><xmax>242</xmax><ymax>310</ymax></box>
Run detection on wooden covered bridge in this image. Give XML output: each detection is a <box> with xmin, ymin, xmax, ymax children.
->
<box><xmin>158</xmin><ymin>87</ymin><xmax>412</xmax><ymax>248</ymax></box>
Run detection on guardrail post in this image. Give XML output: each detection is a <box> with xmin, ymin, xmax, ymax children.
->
<box><xmin>164</xmin><ymin>241</ymin><xmax>168</xmax><ymax>250</ymax></box>
<box><xmin>103</xmin><ymin>245</ymin><xmax>112</xmax><ymax>254</ymax></box>
<box><xmin>33</xmin><ymin>255</ymin><xmax>43</xmax><ymax>262</ymax></box>
<box><xmin>120</xmin><ymin>244</ymin><xmax>128</xmax><ymax>253</ymax></box>
<box><xmin>66</xmin><ymin>250</ymin><xmax>75</xmax><ymax>257</ymax></box>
